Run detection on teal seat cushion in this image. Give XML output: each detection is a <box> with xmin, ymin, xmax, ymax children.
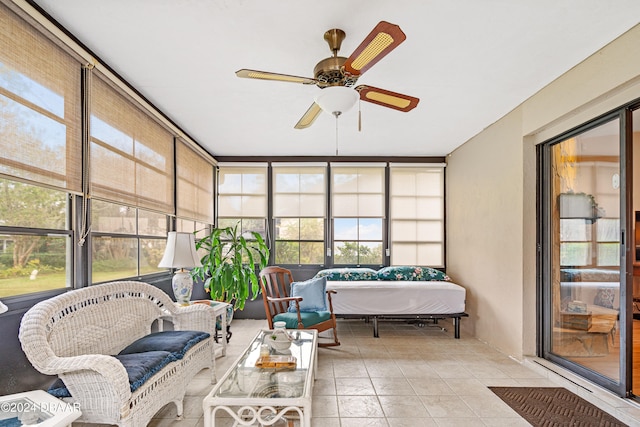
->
<box><xmin>273</xmin><ymin>311</ymin><xmax>331</xmax><ymax>329</ymax></box>
<box><xmin>49</xmin><ymin>350</ymin><xmax>177</xmax><ymax>397</ymax></box>
<box><xmin>119</xmin><ymin>330</ymin><xmax>210</xmax><ymax>359</ymax></box>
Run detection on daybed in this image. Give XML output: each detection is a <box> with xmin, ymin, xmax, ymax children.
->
<box><xmin>316</xmin><ymin>266</ymin><xmax>467</xmax><ymax>338</ymax></box>
<box><xmin>18</xmin><ymin>281</ymin><xmax>217</xmax><ymax>427</ymax></box>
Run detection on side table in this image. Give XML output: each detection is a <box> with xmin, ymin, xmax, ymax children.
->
<box><xmin>0</xmin><ymin>389</ymin><xmax>81</xmax><ymax>426</ymax></box>
<box><xmin>189</xmin><ymin>300</ymin><xmax>231</xmax><ymax>357</ymax></box>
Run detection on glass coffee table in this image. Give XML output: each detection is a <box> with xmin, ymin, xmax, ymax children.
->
<box><xmin>203</xmin><ymin>329</ymin><xmax>318</xmax><ymax>427</ymax></box>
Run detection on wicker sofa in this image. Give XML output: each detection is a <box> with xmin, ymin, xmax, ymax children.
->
<box><xmin>18</xmin><ymin>281</ymin><xmax>217</xmax><ymax>426</ymax></box>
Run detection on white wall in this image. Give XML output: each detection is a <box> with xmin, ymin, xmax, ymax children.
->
<box><xmin>446</xmin><ymin>23</ymin><xmax>640</xmax><ymax>359</ymax></box>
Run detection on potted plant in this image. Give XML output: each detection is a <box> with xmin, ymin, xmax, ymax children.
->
<box><xmin>191</xmin><ymin>222</ymin><xmax>269</xmax><ymax>315</ymax></box>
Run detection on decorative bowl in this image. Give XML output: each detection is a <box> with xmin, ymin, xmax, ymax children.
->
<box><xmin>268</xmin><ymin>329</ymin><xmax>292</xmax><ymax>352</ymax></box>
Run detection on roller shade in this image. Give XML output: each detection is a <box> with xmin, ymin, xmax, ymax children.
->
<box><xmin>331</xmin><ymin>165</ymin><xmax>385</xmax><ymax>217</ymax></box>
<box><xmin>218</xmin><ymin>165</ymin><xmax>267</xmax><ymax>218</ymax></box>
<box><xmin>389</xmin><ymin>166</ymin><xmax>444</xmax><ymax>266</ymax></box>
<box><xmin>176</xmin><ymin>139</ymin><xmax>214</xmax><ymax>223</ymax></box>
<box><xmin>0</xmin><ymin>2</ymin><xmax>81</xmax><ymax>192</ymax></box>
<box><xmin>90</xmin><ymin>75</ymin><xmax>174</xmax><ymax>213</ymax></box>
<box><xmin>273</xmin><ymin>165</ymin><xmax>326</xmax><ymax>218</ymax></box>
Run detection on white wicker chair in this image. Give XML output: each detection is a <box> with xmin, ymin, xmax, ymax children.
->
<box><xmin>19</xmin><ymin>281</ymin><xmax>217</xmax><ymax>426</ymax></box>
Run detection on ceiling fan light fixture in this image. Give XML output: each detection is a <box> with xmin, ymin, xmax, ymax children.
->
<box><xmin>314</xmin><ymin>86</ymin><xmax>359</xmax><ymax>115</ymax></box>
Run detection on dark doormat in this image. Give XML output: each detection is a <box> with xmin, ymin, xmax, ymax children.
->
<box><xmin>489</xmin><ymin>387</ymin><xmax>628</xmax><ymax>427</ymax></box>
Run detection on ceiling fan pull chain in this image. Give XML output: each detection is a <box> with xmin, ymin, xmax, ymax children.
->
<box><xmin>335</xmin><ymin>112</ymin><xmax>339</xmax><ymax>155</ymax></box>
<box><xmin>358</xmin><ymin>99</ymin><xmax>362</xmax><ymax>132</ymax></box>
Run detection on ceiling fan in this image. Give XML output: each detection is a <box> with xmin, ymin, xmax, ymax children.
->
<box><xmin>236</xmin><ymin>21</ymin><xmax>420</xmax><ymax>129</ymax></box>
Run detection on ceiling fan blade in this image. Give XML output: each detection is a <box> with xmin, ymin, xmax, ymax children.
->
<box><xmin>294</xmin><ymin>102</ymin><xmax>323</xmax><ymax>129</ymax></box>
<box><xmin>343</xmin><ymin>21</ymin><xmax>406</xmax><ymax>76</ymax></box>
<box><xmin>356</xmin><ymin>85</ymin><xmax>419</xmax><ymax>112</ymax></box>
<box><xmin>236</xmin><ymin>69</ymin><xmax>317</xmax><ymax>85</ymax></box>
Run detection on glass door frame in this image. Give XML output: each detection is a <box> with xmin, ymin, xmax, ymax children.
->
<box><xmin>539</xmin><ymin>108</ymin><xmax>633</xmax><ymax>397</ymax></box>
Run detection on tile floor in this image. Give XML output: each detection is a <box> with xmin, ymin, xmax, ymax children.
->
<box><xmin>133</xmin><ymin>317</ymin><xmax>640</xmax><ymax>426</ymax></box>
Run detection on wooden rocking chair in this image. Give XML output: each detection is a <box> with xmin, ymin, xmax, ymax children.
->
<box><xmin>259</xmin><ymin>266</ymin><xmax>340</xmax><ymax>347</ymax></box>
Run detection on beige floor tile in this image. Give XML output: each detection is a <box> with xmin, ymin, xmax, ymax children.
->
<box><xmin>408</xmin><ymin>377</ymin><xmax>455</xmax><ymax>395</ymax></box>
<box><xmin>465</xmin><ymin>364</ymin><xmax>512</xmax><ymax>379</ymax></box>
<box><xmin>337</xmin><ymin>395</ymin><xmax>385</xmax><ymax>418</ymax></box>
<box><xmin>371</xmin><ymin>377</ymin><xmax>416</xmax><ymax>395</ymax></box>
<box><xmin>153</xmin><ymin>395</ymin><xmax>206</xmax><ymax>420</ymax></box>
<box><xmin>429</xmin><ymin>363</ymin><xmax>474</xmax><ymax>379</ymax></box>
<box><xmin>513</xmin><ymin>377</ymin><xmax>557</xmax><ymax>387</ymax></box>
<box><xmin>387</xmin><ymin>418</ymin><xmax>438</xmax><ymax>427</ymax></box>
<box><xmin>365</xmin><ymin>360</ymin><xmax>405</xmax><ymax>377</ymax></box>
<box><xmin>499</xmin><ymin>364</ymin><xmax>547</xmax><ymax>379</ymax></box>
<box><xmin>477</xmin><ymin>378</ymin><xmax>521</xmax><ymax>387</ymax></box>
<box><xmin>420</xmin><ymin>395</ymin><xmax>476</xmax><ymax>418</ymax></box>
<box><xmin>312</xmin><ymin>377</ymin><xmax>336</xmax><ymax>395</ymax></box>
<box><xmin>433</xmin><ymin>418</ymin><xmax>485</xmax><ymax>426</ymax></box>
<box><xmin>443</xmin><ymin>378</ymin><xmax>495</xmax><ymax>395</ymax></box>
<box><xmin>379</xmin><ymin>395</ymin><xmax>430</xmax><ymax>418</ymax></box>
<box><xmin>141</xmin><ymin>318</ymin><xmax>639</xmax><ymax>427</ymax></box>
<box><xmin>312</xmin><ymin>395</ymin><xmax>339</xmax><ymax>417</ymax></box>
<box><xmin>335</xmin><ymin>377</ymin><xmax>376</xmax><ymax>395</ymax></box>
<box><xmin>339</xmin><ymin>418</ymin><xmax>390</xmax><ymax>427</ymax></box>
<box><xmin>396</xmin><ymin>361</ymin><xmax>440</xmax><ymax>378</ymax></box>
<box><xmin>311</xmin><ymin>418</ymin><xmax>341</xmax><ymax>427</ymax></box>
<box><xmin>458</xmin><ymin>394</ymin><xmax>521</xmax><ymax>418</ymax></box>
<box><xmin>147</xmin><ymin>417</ymin><xmax>201</xmax><ymax>427</ymax></box>
<box><xmin>333</xmin><ymin>360</ymin><xmax>369</xmax><ymax>377</ymax></box>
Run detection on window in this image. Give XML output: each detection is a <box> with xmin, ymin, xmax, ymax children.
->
<box><xmin>218</xmin><ymin>164</ymin><xmax>268</xmax><ymax>238</ymax></box>
<box><xmin>331</xmin><ymin>164</ymin><xmax>384</xmax><ymax>265</ymax></box>
<box><xmin>559</xmin><ymin>218</ymin><xmax>591</xmax><ymax>266</ymax></box>
<box><xmin>554</xmin><ymin>125</ymin><xmax>620</xmax><ymax>269</ymax></box>
<box><xmin>389</xmin><ymin>165</ymin><xmax>445</xmax><ymax>266</ymax></box>
<box><xmin>273</xmin><ymin>165</ymin><xmax>326</xmax><ymax>265</ymax></box>
<box><xmin>0</xmin><ymin>179</ymin><xmax>71</xmax><ymax>297</ymax></box>
<box><xmin>597</xmin><ymin>218</ymin><xmax>620</xmax><ymax>266</ymax></box>
<box><xmin>91</xmin><ymin>200</ymin><xmax>167</xmax><ymax>282</ymax></box>
<box><xmin>0</xmin><ymin>3</ymin><xmax>81</xmax><ymax>296</ymax></box>
<box><xmin>89</xmin><ymin>74</ymin><xmax>175</xmax><ymax>283</ymax></box>
<box><xmin>0</xmin><ymin>3</ymin><xmax>221</xmax><ymax>297</ymax></box>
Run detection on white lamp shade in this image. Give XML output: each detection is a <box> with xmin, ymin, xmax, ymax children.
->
<box><xmin>314</xmin><ymin>86</ymin><xmax>359</xmax><ymax>115</ymax></box>
<box><xmin>158</xmin><ymin>232</ymin><xmax>202</xmax><ymax>269</ymax></box>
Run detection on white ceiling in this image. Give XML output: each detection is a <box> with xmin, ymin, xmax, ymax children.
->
<box><xmin>31</xmin><ymin>0</ymin><xmax>640</xmax><ymax>158</ymax></box>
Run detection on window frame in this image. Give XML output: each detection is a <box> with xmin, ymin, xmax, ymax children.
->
<box><xmin>330</xmin><ymin>164</ymin><xmax>386</xmax><ymax>267</ymax></box>
<box><xmin>272</xmin><ymin>164</ymin><xmax>327</xmax><ymax>266</ymax></box>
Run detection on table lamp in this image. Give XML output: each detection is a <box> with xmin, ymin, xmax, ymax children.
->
<box><xmin>158</xmin><ymin>232</ymin><xmax>202</xmax><ymax>305</ymax></box>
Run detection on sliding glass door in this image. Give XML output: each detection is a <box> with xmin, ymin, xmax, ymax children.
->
<box><xmin>542</xmin><ymin>113</ymin><xmax>629</xmax><ymax>394</ymax></box>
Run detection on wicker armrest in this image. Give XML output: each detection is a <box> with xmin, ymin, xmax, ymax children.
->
<box><xmin>170</xmin><ymin>304</ymin><xmax>217</xmax><ymax>335</ymax></box>
<box><xmin>48</xmin><ymin>354</ymin><xmax>131</xmax><ymax>401</ymax></box>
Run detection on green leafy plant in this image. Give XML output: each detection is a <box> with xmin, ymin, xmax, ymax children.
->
<box><xmin>190</xmin><ymin>223</ymin><xmax>269</xmax><ymax>311</ymax></box>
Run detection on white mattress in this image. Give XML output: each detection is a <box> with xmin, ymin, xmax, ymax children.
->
<box><xmin>325</xmin><ymin>280</ymin><xmax>466</xmax><ymax>315</ymax></box>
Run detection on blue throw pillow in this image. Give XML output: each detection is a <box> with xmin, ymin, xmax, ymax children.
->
<box><xmin>288</xmin><ymin>276</ymin><xmax>327</xmax><ymax>312</ymax></box>
<box><xmin>119</xmin><ymin>330</ymin><xmax>210</xmax><ymax>359</ymax></box>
